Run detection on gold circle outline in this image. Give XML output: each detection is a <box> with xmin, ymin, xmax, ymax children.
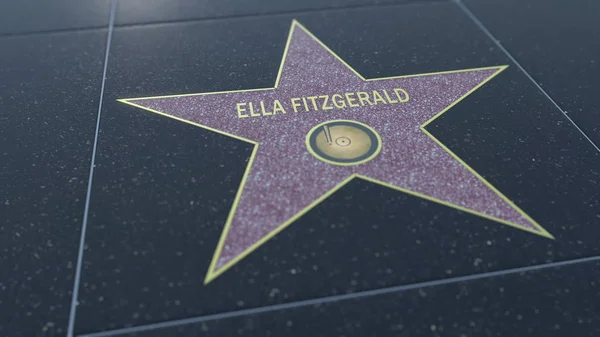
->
<box><xmin>305</xmin><ymin>119</ymin><xmax>382</xmax><ymax>166</ymax></box>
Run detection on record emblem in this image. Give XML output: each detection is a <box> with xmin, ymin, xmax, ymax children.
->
<box><xmin>306</xmin><ymin>120</ymin><xmax>382</xmax><ymax>166</ymax></box>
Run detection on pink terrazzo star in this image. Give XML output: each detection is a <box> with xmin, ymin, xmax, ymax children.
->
<box><xmin>120</xmin><ymin>21</ymin><xmax>552</xmax><ymax>283</ymax></box>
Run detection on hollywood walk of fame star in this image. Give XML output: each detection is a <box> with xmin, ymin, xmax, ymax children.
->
<box><xmin>119</xmin><ymin>20</ymin><xmax>553</xmax><ymax>284</ymax></box>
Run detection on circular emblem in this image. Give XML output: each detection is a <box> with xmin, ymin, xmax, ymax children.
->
<box><xmin>306</xmin><ymin>120</ymin><xmax>381</xmax><ymax>166</ymax></box>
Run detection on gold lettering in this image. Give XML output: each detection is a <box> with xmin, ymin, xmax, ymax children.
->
<box><xmin>273</xmin><ymin>100</ymin><xmax>286</xmax><ymax>115</ymax></box>
<box><xmin>320</xmin><ymin>95</ymin><xmax>333</xmax><ymax>110</ymax></box>
<box><xmin>356</xmin><ymin>92</ymin><xmax>373</xmax><ymax>106</ymax></box>
<box><xmin>237</xmin><ymin>103</ymin><xmax>248</xmax><ymax>118</ymax></box>
<box><xmin>394</xmin><ymin>88</ymin><xmax>409</xmax><ymax>102</ymax></box>
<box><xmin>302</xmin><ymin>97</ymin><xmax>309</xmax><ymax>111</ymax></box>
<box><xmin>332</xmin><ymin>94</ymin><xmax>346</xmax><ymax>108</ymax></box>
<box><xmin>260</xmin><ymin>101</ymin><xmax>272</xmax><ymax>116</ymax></box>
<box><xmin>372</xmin><ymin>90</ymin><xmax>387</xmax><ymax>105</ymax></box>
<box><xmin>307</xmin><ymin>96</ymin><xmax>319</xmax><ymax>111</ymax></box>
<box><xmin>345</xmin><ymin>92</ymin><xmax>359</xmax><ymax>107</ymax></box>
<box><xmin>291</xmin><ymin>98</ymin><xmax>301</xmax><ymax>112</ymax></box>
<box><xmin>249</xmin><ymin>102</ymin><xmax>261</xmax><ymax>117</ymax></box>
<box><xmin>383</xmin><ymin>90</ymin><xmax>398</xmax><ymax>104</ymax></box>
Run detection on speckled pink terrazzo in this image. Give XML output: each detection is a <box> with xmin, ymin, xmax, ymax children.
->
<box><xmin>126</xmin><ymin>23</ymin><xmax>543</xmax><ymax>271</ymax></box>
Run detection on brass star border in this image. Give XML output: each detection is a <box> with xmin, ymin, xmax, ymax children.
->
<box><xmin>119</xmin><ymin>20</ymin><xmax>553</xmax><ymax>284</ymax></box>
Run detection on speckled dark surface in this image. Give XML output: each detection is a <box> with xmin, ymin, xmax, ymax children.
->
<box><xmin>118</xmin><ymin>260</ymin><xmax>600</xmax><ymax>337</ymax></box>
<box><xmin>0</xmin><ymin>31</ymin><xmax>106</xmax><ymax>336</ymax></box>
<box><xmin>0</xmin><ymin>1</ymin><xmax>109</xmax><ymax>35</ymax></box>
<box><xmin>1</xmin><ymin>1</ymin><xmax>600</xmax><ymax>337</ymax></box>
<box><xmin>464</xmin><ymin>0</ymin><xmax>600</xmax><ymax>146</ymax></box>
<box><xmin>113</xmin><ymin>0</ymin><xmax>437</xmax><ymax>26</ymax></box>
